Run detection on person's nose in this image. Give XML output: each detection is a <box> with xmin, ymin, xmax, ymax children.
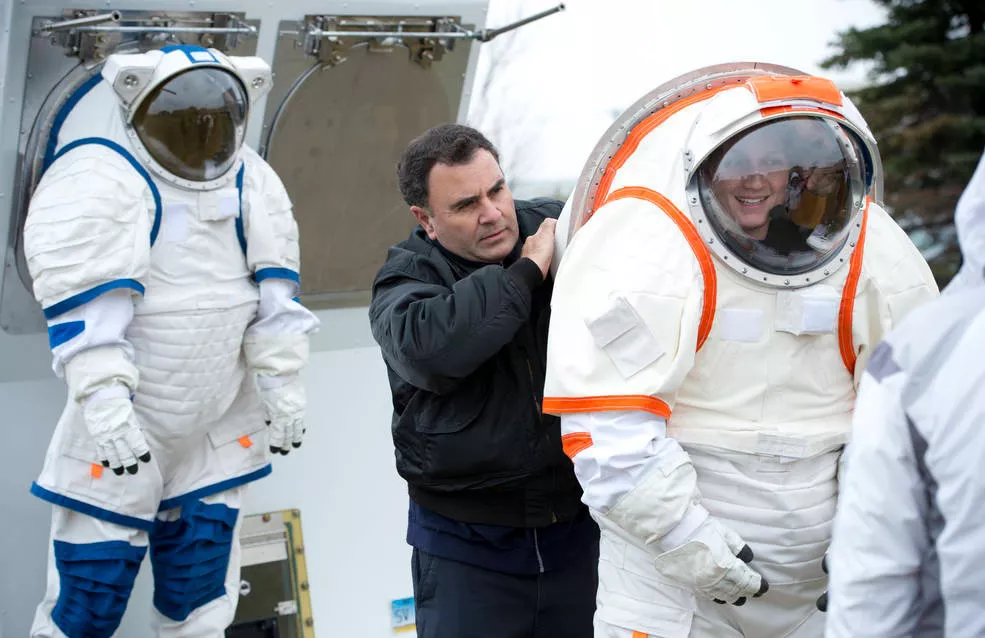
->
<box><xmin>741</xmin><ymin>172</ymin><xmax>768</xmax><ymax>188</ymax></box>
<box><xmin>477</xmin><ymin>199</ymin><xmax>503</xmax><ymax>224</ymax></box>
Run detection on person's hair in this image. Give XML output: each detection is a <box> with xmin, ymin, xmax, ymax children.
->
<box><xmin>396</xmin><ymin>124</ymin><xmax>500</xmax><ymax>209</ymax></box>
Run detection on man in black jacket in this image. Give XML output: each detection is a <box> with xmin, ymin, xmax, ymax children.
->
<box><xmin>370</xmin><ymin>124</ymin><xmax>598</xmax><ymax>638</ymax></box>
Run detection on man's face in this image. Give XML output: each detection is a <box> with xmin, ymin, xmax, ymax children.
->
<box><xmin>710</xmin><ymin>141</ymin><xmax>789</xmax><ymax>241</ymax></box>
<box><xmin>412</xmin><ymin>149</ymin><xmax>519</xmax><ymax>263</ymax></box>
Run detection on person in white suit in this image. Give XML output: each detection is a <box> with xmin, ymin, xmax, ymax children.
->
<box><xmin>24</xmin><ymin>45</ymin><xmax>319</xmax><ymax>637</ymax></box>
<box><xmin>825</xmin><ymin>148</ymin><xmax>985</xmax><ymax>637</ymax></box>
<box><xmin>543</xmin><ymin>64</ymin><xmax>939</xmax><ymax>637</ymax></box>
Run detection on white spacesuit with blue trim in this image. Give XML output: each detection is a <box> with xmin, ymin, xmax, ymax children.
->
<box><xmin>24</xmin><ymin>45</ymin><xmax>319</xmax><ymax>637</ymax></box>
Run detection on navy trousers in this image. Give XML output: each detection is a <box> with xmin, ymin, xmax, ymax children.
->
<box><xmin>411</xmin><ymin>546</ymin><xmax>598</xmax><ymax>638</ymax></box>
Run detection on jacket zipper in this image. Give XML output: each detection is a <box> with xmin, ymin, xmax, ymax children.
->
<box><xmin>525</xmin><ymin>356</ymin><xmax>541</xmax><ymax>416</ymax></box>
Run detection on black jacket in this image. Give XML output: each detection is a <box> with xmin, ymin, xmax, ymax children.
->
<box><xmin>369</xmin><ymin>198</ymin><xmax>585</xmax><ymax>527</ymax></box>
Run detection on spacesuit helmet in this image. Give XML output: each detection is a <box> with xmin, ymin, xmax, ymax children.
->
<box><xmin>102</xmin><ymin>45</ymin><xmax>273</xmax><ymax>187</ymax></box>
<box><xmin>692</xmin><ymin>115</ymin><xmax>867</xmax><ymax>280</ymax></box>
<box><xmin>131</xmin><ymin>66</ymin><xmax>247</xmax><ymax>183</ymax></box>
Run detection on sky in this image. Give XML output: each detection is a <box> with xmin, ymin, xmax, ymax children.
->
<box><xmin>467</xmin><ymin>0</ymin><xmax>888</xmax><ymax>188</ymax></box>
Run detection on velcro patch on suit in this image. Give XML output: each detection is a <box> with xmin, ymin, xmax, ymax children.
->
<box><xmin>585</xmin><ymin>295</ymin><xmax>664</xmax><ymax>379</ymax></box>
<box><xmin>162</xmin><ymin>202</ymin><xmax>190</xmax><ymax>243</ymax></box>
<box><xmin>197</xmin><ymin>189</ymin><xmax>240</xmax><ymax>221</ymax></box>
<box><xmin>718</xmin><ymin>308</ymin><xmax>763</xmax><ymax>342</ymax></box>
<box><xmin>774</xmin><ymin>289</ymin><xmax>839</xmax><ymax>336</ymax></box>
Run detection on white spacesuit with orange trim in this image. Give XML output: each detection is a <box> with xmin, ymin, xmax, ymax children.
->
<box><xmin>544</xmin><ymin>66</ymin><xmax>938</xmax><ymax>637</ymax></box>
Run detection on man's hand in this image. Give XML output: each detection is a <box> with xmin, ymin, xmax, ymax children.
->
<box><xmin>82</xmin><ymin>394</ymin><xmax>152</xmax><ymax>476</ymax></box>
<box><xmin>521</xmin><ymin>218</ymin><xmax>558</xmax><ymax>279</ymax></box>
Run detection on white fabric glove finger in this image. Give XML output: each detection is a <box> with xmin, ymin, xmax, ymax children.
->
<box><xmin>714</xmin><ymin>558</ymin><xmax>763</xmax><ymax>603</ymax></box>
<box><xmin>711</xmin><ymin>518</ymin><xmax>750</xmax><ymax>558</ymax></box>
<box><xmin>113</xmin><ymin>437</ymin><xmax>138</xmax><ymax>471</ymax></box>
<box><xmin>291</xmin><ymin>418</ymin><xmax>305</xmax><ymax>447</ymax></box>
<box><xmin>268</xmin><ymin>419</ymin><xmax>287</xmax><ymax>452</ymax></box>
<box><xmin>124</xmin><ymin>427</ymin><xmax>151</xmax><ymax>459</ymax></box>
<box><xmin>98</xmin><ymin>441</ymin><xmax>121</xmax><ymax>470</ymax></box>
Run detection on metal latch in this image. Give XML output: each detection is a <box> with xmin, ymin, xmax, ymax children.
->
<box><xmin>34</xmin><ymin>9</ymin><xmax>257</xmax><ymax>61</ymax></box>
<box><xmin>284</xmin><ymin>4</ymin><xmax>565</xmax><ymax>69</ymax></box>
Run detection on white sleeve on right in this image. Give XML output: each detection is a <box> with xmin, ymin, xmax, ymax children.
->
<box><xmin>563</xmin><ymin>410</ymin><xmax>709</xmax><ymax>550</ymax></box>
<box><xmin>826</xmin><ymin>363</ymin><xmax>926</xmax><ymax>637</ymax></box>
<box><xmin>47</xmin><ymin>289</ymin><xmax>135</xmax><ymax>380</ymax></box>
<box><xmin>563</xmin><ymin>410</ymin><xmax>672</xmax><ymax>512</ymax></box>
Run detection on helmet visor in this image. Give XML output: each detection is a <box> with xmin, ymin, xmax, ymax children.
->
<box><xmin>132</xmin><ymin>67</ymin><xmax>247</xmax><ymax>182</ymax></box>
<box><xmin>696</xmin><ymin>117</ymin><xmax>865</xmax><ymax>276</ymax></box>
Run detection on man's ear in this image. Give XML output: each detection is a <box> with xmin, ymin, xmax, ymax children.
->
<box><xmin>411</xmin><ymin>205</ymin><xmax>437</xmax><ymax>240</ymax></box>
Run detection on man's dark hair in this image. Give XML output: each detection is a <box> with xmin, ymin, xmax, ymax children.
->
<box><xmin>397</xmin><ymin>124</ymin><xmax>500</xmax><ymax>209</ymax></box>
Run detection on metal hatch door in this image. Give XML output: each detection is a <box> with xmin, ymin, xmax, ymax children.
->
<box><xmin>260</xmin><ymin>16</ymin><xmax>474</xmax><ymax>307</ymax></box>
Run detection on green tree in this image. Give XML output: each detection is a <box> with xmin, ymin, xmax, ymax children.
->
<box><xmin>822</xmin><ymin>0</ymin><xmax>985</xmax><ymax>285</ymax></box>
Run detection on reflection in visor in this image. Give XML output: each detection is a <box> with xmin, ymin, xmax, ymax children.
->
<box><xmin>696</xmin><ymin>117</ymin><xmax>864</xmax><ymax>276</ymax></box>
<box><xmin>132</xmin><ymin>68</ymin><xmax>248</xmax><ymax>182</ymax></box>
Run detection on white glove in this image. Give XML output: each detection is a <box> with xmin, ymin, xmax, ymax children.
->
<box><xmin>256</xmin><ymin>375</ymin><xmax>306</xmax><ymax>455</ymax></box>
<box><xmin>654</xmin><ymin>515</ymin><xmax>768</xmax><ymax>605</ymax></box>
<box><xmin>82</xmin><ymin>388</ymin><xmax>152</xmax><ymax>475</ymax></box>
<box><xmin>63</xmin><ymin>344</ymin><xmax>151</xmax><ymax>476</ymax></box>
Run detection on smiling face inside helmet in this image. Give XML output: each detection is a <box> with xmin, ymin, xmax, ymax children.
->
<box><xmin>131</xmin><ymin>67</ymin><xmax>248</xmax><ymax>183</ymax></box>
<box><xmin>696</xmin><ymin>116</ymin><xmax>866</xmax><ymax>277</ymax></box>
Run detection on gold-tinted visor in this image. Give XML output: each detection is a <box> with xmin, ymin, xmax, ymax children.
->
<box><xmin>132</xmin><ymin>67</ymin><xmax>247</xmax><ymax>182</ymax></box>
<box><xmin>696</xmin><ymin>116</ymin><xmax>864</xmax><ymax>276</ymax></box>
